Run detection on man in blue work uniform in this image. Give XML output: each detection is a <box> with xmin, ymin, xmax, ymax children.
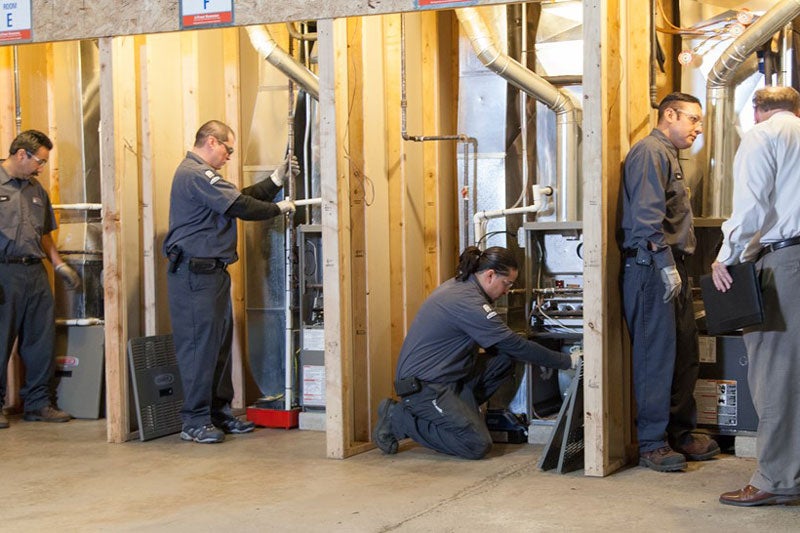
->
<box><xmin>1</xmin><ymin>130</ymin><xmax>81</xmax><ymax>428</ymax></box>
<box><xmin>373</xmin><ymin>246</ymin><xmax>579</xmax><ymax>460</ymax></box>
<box><xmin>621</xmin><ymin>92</ymin><xmax>719</xmax><ymax>471</ymax></box>
<box><xmin>164</xmin><ymin>120</ymin><xmax>297</xmax><ymax>444</ymax></box>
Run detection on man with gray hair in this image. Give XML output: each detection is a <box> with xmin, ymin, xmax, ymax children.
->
<box><xmin>712</xmin><ymin>85</ymin><xmax>800</xmax><ymax>506</ymax></box>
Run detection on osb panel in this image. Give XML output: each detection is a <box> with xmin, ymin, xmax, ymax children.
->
<box><xmin>26</xmin><ymin>0</ymin><xmax>523</xmax><ymax>43</ymax></box>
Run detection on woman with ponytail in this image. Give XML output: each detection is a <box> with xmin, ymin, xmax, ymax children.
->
<box><xmin>373</xmin><ymin>246</ymin><xmax>580</xmax><ymax>460</ymax></box>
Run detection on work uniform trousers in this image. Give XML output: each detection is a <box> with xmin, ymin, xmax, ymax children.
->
<box><xmin>167</xmin><ymin>264</ymin><xmax>235</xmax><ymax>428</ymax></box>
<box><xmin>745</xmin><ymin>245</ymin><xmax>800</xmax><ymax>495</ymax></box>
<box><xmin>622</xmin><ymin>255</ymin><xmax>698</xmax><ymax>453</ymax></box>
<box><xmin>0</xmin><ymin>263</ymin><xmax>56</xmax><ymax>412</ymax></box>
<box><xmin>390</xmin><ymin>353</ymin><xmax>514</xmax><ymax>460</ymax></box>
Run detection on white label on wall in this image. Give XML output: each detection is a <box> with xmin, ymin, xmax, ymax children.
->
<box><xmin>303</xmin><ymin>365</ymin><xmax>326</xmax><ymax>407</ymax></box>
<box><xmin>0</xmin><ymin>0</ymin><xmax>32</xmax><ymax>43</ymax></box>
<box><xmin>180</xmin><ymin>0</ymin><xmax>233</xmax><ymax>28</ymax></box>
<box><xmin>698</xmin><ymin>336</ymin><xmax>717</xmax><ymax>364</ymax></box>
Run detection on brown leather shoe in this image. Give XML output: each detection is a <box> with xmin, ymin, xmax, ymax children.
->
<box><xmin>0</xmin><ymin>410</ymin><xmax>8</xmax><ymax>429</ymax></box>
<box><xmin>23</xmin><ymin>405</ymin><xmax>71</xmax><ymax>423</ymax></box>
<box><xmin>639</xmin><ymin>446</ymin><xmax>687</xmax><ymax>472</ymax></box>
<box><xmin>719</xmin><ymin>485</ymin><xmax>800</xmax><ymax>507</ymax></box>
<box><xmin>674</xmin><ymin>433</ymin><xmax>720</xmax><ymax>461</ymax></box>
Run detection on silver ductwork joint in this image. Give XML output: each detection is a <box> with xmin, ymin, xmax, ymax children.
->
<box><xmin>246</xmin><ymin>25</ymin><xmax>319</xmax><ymax>101</ymax></box>
<box><xmin>457</xmin><ymin>7</ymin><xmax>582</xmax><ymax>222</ymax></box>
<box><xmin>705</xmin><ymin>0</ymin><xmax>800</xmax><ymax>217</ymax></box>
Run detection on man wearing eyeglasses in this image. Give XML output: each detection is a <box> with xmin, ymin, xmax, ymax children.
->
<box><xmin>0</xmin><ymin>130</ymin><xmax>80</xmax><ymax>428</ymax></box>
<box><xmin>163</xmin><ymin>120</ymin><xmax>298</xmax><ymax>444</ymax></box>
<box><xmin>711</xmin><ymin>86</ymin><xmax>800</xmax><ymax>507</ymax></box>
<box><xmin>620</xmin><ymin>93</ymin><xmax>719</xmax><ymax>472</ymax></box>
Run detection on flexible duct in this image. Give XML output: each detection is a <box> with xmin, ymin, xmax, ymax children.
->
<box><xmin>705</xmin><ymin>0</ymin><xmax>800</xmax><ymax>217</ymax></box>
<box><xmin>246</xmin><ymin>25</ymin><xmax>319</xmax><ymax>101</ymax></box>
<box><xmin>456</xmin><ymin>7</ymin><xmax>582</xmax><ymax>222</ymax></box>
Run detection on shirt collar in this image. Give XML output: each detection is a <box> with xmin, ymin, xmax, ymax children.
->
<box><xmin>651</xmin><ymin>128</ymin><xmax>678</xmax><ymax>156</ymax></box>
<box><xmin>470</xmin><ymin>274</ymin><xmax>494</xmax><ymax>304</ymax></box>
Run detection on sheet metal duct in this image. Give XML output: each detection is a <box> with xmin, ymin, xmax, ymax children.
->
<box><xmin>705</xmin><ymin>0</ymin><xmax>800</xmax><ymax>217</ymax></box>
<box><xmin>456</xmin><ymin>7</ymin><xmax>582</xmax><ymax>222</ymax></box>
<box><xmin>246</xmin><ymin>25</ymin><xmax>319</xmax><ymax>101</ymax></box>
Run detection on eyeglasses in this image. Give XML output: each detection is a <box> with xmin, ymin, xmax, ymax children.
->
<box><xmin>25</xmin><ymin>151</ymin><xmax>48</xmax><ymax>166</ymax></box>
<box><xmin>673</xmin><ymin>109</ymin><xmax>703</xmax><ymax>126</ymax></box>
<box><xmin>499</xmin><ymin>277</ymin><xmax>515</xmax><ymax>289</ymax></box>
<box><xmin>214</xmin><ymin>137</ymin><xmax>234</xmax><ymax>156</ymax></box>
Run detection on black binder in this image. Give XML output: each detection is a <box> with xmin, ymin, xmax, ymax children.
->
<box><xmin>699</xmin><ymin>262</ymin><xmax>764</xmax><ymax>335</ymax></box>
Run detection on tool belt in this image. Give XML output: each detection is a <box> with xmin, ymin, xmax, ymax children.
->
<box><xmin>187</xmin><ymin>257</ymin><xmax>227</xmax><ymax>274</ymax></box>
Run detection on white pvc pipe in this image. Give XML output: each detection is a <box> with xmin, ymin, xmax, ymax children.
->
<box><xmin>52</xmin><ymin>203</ymin><xmax>103</xmax><ymax>211</ymax></box>
<box><xmin>55</xmin><ymin>318</ymin><xmax>104</xmax><ymax>326</ymax></box>
<box><xmin>294</xmin><ymin>197</ymin><xmax>322</xmax><ymax>207</ymax></box>
<box><xmin>473</xmin><ymin>185</ymin><xmax>553</xmax><ymax>249</ymax></box>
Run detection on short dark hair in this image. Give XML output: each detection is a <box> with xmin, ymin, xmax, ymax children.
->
<box><xmin>455</xmin><ymin>246</ymin><xmax>518</xmax><ymax>282</ymax></box>
<box><xmin>9</xmin><ymin>129</ymin><xmax>53</xmax><ymax>156</ymax></box>
<box><xmin>657</xmin><ymin>92</ymin><xmax>701</xmax><ymax>122</ymax></box>
<box><xmin>753</xmin><ymin>86</ymin><xmax>800</xmax><ymax>114</ymax></box>
<box><xmin>194</xmin><ymin>120</ymin><xmax>234</xmax><ymax>147</ymax></box>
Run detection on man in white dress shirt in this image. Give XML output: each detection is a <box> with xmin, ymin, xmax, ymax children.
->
<box><xmin>712</xmin><ymin>86</ymin><xmax>800</xmax><ymax>507</ymax></box>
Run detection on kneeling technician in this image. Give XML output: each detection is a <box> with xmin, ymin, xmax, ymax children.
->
<box><xmin>373</xmin><ymin>246</ymin><xmax>580</xmax><ymax>460</ymax></box>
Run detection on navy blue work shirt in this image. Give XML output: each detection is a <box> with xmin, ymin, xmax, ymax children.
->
<box><xmin>620</xmin><ymin>128</ymin><xmax>696</xmax><ymax>269</ymax></box>
<box><xmin>0</xmin><ymin>163</ymin><xmax>57</xmax><ymax>258</ymax></box>
<box><xmin>396</xmin><ymin>275</ymin><xmax>569</xmax><ymax>384</ymax></box>
<box><xmin>162</xmin><ymin>151</ymin><xmax>241</xmax><ymax>263</ymax></box>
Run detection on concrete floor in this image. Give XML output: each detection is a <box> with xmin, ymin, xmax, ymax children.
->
<box><xmin>2</xmin><ymin>417</ymin><xmax>797</xmax><ymax>532</ymax></box>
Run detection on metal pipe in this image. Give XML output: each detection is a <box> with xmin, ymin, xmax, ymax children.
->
<box><xmin>473</xmin><ymin>185</ymin><xmax>553</xmax><ymax>248</ymax></box>
<box><xmin>13</xmin><ymin>46</ymin><xmax>22</xmax><ymax>135</ymax></box>
<box><xmin>649</xmin><ymin>0</ymin><xmax>659</xmax><ymax>109</ymax></box>
<box><xmin>55</xmin><ymin>318</ymin><xmax>104</xmax><ymax>326</ymax></box>
<box><xmin>286</xmin><ymin>21</ymin><xmax>318</xmax><ymax>42</ymax></box>
<box><xmin>283</xmin><ymin>73</ymin><xmax>296</xmax><ymax>412</ymax></box>
<box><xmin>705</xmin><ymin>0</ymin><xmax>800</xmax><ymax>217</ymax></box>
<box><xmin>780</xmin><ymin>23</ymin><xmax>794</xmax><ymax>86</ymax></box>
<box><xmin>456</xmin><ymin>7</ymin><xmax>582</xmax><ymax>222</ymax></box>
<box><xmin>246</xmin><ymin>25</ymin><xmax>319</xmax><ymax>100</ymax></box>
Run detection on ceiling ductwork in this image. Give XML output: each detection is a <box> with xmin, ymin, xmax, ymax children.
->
<box><xmin>246</xmin><ymin>25</ymin><xmax>319</xmax><ymax>101</ymax></box>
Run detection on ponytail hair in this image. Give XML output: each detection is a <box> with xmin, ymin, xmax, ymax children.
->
<box><xmin>456</xmin><ymin>246</ymin><xmax>518</xmax><ymax>281</ymax></box>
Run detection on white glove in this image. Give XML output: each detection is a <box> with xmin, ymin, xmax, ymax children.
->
<box><xmin>270</xmin><ymin>155</ymin><xmax>301</xmax><ymax>187</ymax></box>
<box><xmin>569</xmin><ymin>347</ymin><xmax>583</xmax><ymax>370</ymax></box>
<box><xmin>659</xmin><ymin>265</ymin><xmax>682</xmax><ymax>303</ymax></box>
<box><xmin>276</xmin><ymin>199</ymin><xmax>296</xmax><ymax>214</ymax></box>
<box><xmin>55</xmin><ymin>263</ymin><xmax>82</xmax><ymax>290</ymax></box>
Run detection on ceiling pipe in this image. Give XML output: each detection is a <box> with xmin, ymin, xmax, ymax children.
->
<box><xmin>704</xmin><ymin>0</ymin><xmax>800</xmax><ymax>217</ymax></box>
<box><xmin>456</xmin><ymin>7</ymin><xmax>583</xmax><ymax>222</ymax></box>
<box><xmin>246</xmin><ymin>25</ymin><xmax>319</xmax><ymax>101</ymax></box>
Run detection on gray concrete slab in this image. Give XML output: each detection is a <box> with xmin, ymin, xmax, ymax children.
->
<box><xmin>1</xmin><ymin>417</ymin><xmax>797</xmax><ymax>532</ymax></box>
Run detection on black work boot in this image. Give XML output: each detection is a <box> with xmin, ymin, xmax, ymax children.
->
<box><xmin>373</xmin><ymin>398</ymin><xmax>399</xmax><ymax>454</ymax></box>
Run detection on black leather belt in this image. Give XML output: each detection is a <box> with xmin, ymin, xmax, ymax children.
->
<box><xmin>187</xmin><ymin>257</ymin><xmax>227</xmax><ymax>274</ymax></box>
<box><xmin>758</xmin><ymin>236</ymin><xmax>800</xmax><ymax>260</ymax></box>
<box><xmin>0</xmin><ymin>256</ymin><xmax>42</xmax><ymax>264</ymax></box>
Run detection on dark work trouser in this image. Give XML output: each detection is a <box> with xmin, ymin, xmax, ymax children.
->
<box><xmin>390</xmin><ymin>353</ymin><xmax>514</xmax><ymax>460</ymax></box>
<box><xmin>167</xmin><ymin>264</ymin><xmax>234</xmax><ymax>428</ymax></box>
<box><xmin>0</xmin><ymin>263</ymin><xmax>56</xmax><ymax>412</ymax></box>
<box><xmin>622</xmin><ymin>256</ymin><xmax>698</xmax><ymax>453</ymax></box>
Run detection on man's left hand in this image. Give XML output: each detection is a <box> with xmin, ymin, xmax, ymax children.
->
<box><xmin>270</xmin><ymin>155</ymin><xmax>301</xmax><ymax>187</ymax></box>
<box><xmin>55</xmin><ymin>263</ymin><xmax>82</xmax><ymax>290</ymax></box>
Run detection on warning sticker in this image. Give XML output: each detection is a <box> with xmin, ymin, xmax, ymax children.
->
<box><xmin>695</xmin><ymin>378</ymin><xmax>737</xmax><ymax>427</ymax></box>
<box><xmin>302</xmin><ymin>365</ymin><xmax>326</xmax><ymax>407</ymax></box>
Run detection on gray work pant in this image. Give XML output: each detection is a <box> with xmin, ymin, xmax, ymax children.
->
<box><xmin>390</xmin><ymin>353</ymin><xmax>514</xmax><ymax>460</ymax></box>
<box><xmin>0</xmin><ymin>263</ymin><xmax>56</xmax><ymax>412</ymax></box>
<box><xmin>167</xmin><ymin>264</ymin><xmax>234</xmax><ymax>428</ymax></box>
<box><xmin>745</xmin><ymin>246</ymin><xmax>800</xmax><ymax>495</ymax></box>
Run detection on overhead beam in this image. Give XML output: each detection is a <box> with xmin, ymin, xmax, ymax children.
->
<box><xmin>12</xmin><ymin>1</ymin><xmax>524</xmax><ymax>44</ymax></box>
